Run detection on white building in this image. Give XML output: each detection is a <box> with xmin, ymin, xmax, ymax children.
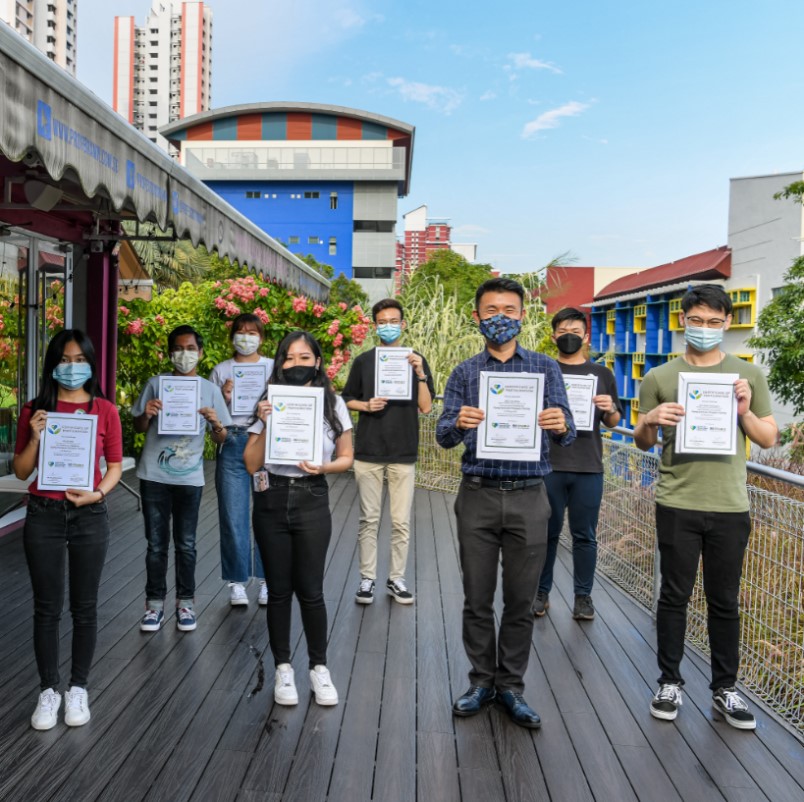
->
<box><xmin>113</xmin><ymin>0</ymin><xmax>212</xmax><ymax>150</ymax></box>
<box><xmin>0</xmin><ymin>0</ymin><xmax>77</xmax><ymax>74</ymax></box>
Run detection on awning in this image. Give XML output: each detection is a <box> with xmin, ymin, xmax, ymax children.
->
<box><xmin>0</xmin><ymin>23</ymin><xmax>328</xmax><ymax>300</ymax></box>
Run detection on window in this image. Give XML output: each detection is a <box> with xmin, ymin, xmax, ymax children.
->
<box><xmin>245</xmin><ymin>191</ymin><xmax>260</xmax><ymax>199</ymax></box>
<box><xmin>354</xmin><ymin>221</ymin><xmax>395</xmax><ymax>233</ymax></box>
<box><xmin>329</xmin><ymin>238</ymin><xmax>337</xmax><ymax>256</ymax></box>
<box><xmin>304</xmin><ymin>191</ymin><xmax>320</xmax><ymax>199</ymax></box>
<box><xmin>308</xmin><ymin>236</ymin><xmax>320</xmax><ymax>245</ymax></box>
<box><xmin>354</xmin><ymin>267</ymin><xmax>394</xmax><ymax>279</ymax></box>
<box><xmin>330</xmin><ymin>192</ymin><xmax>338</xmax><ymax>210</ymax></box>
<box><xmin>289</xmin><ymin>236</ymin><xmax>300</xmax><ymax>245</ymax></box>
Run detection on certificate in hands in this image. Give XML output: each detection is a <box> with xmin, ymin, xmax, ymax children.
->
<box><xmin>232</xmin><ymin>364</ymin><xmax>268</xmax><ymax>415</ymax></box>
<box><xmin>37</xmin><ymin>412</ymin><xmax>98</xmax><ymax>492</ymax></box>
<box><xmin>266</xmin><ymin>385</ymin><xmax>325</xmax><ymax>466</ymax></box>
<box><xmin>158</xmin><ymin>376</ymin><xmax>201</xmax><ymax>435</ymax></box>
<box><xmin>375</xmin><ymin>347</ymin><xmax>413</xmax><ymax>399</ymax></box>
<box><xmin>564</xmin><ymin>374</ymin><xmax>598</xmax><ymax>432</ymax></box>
<box><xmin>676</xmin><ymin>372</ymin><xmax>739</xmax><ymax>455</ymax></box>
<box><xmin>476</xmin><ymin>371</ymin><xmax>545</xmax><ymax>462</ymax></box>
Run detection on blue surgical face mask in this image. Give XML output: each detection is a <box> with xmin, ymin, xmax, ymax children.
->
<box><xmin>684</xmin><ymin>325</ymin><xmax>724</xmax><ymax>352</ymax></box>
<box><xmin>52</xmin><ymin>362</ymin><xmax>92</xmax><ymax>389</ymax></box>
<box><xmin>478</xmin><ymin>313</ymin><xmax>522</xmax><ymax>345</ymax></box>
<box><xmin>376</xmin><ymin>323</ymin><xmax>402</xmax><ymax>344</ymax></box>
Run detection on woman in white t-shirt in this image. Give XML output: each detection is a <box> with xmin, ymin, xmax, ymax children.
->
<box><xmin>244</xmin><ymin>331</ymin><xmax>353</xmax><ymax>707</ymax></box>
<box><xmin>209</xmin><ymin>313</ymin><xmax>274</xmax><ymax>607</ymax></box>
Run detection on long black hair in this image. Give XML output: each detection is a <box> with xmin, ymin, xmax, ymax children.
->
<box><xmin>269</xmin><ymin>330</ymin><xmax>344</xmax><ymax>439</ymax></box>
<box><xmin>32</xmin><ymin>329</ymin><xmax>104</xmax><ymax>413</ymax></box>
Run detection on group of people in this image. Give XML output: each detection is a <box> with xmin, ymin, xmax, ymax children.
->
<box><xmin>14</xmin><ymin>277</ymin><xmax>774</xmax><ymax>737</ymax></box>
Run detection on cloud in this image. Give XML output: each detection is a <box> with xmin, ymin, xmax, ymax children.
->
<box><xmin>522</xmin><ymin>101</ymin><xmax>590</xmax><ymax>138</ymax></box>
<box><xmin>335</xmin><ymin>7</ymin><xmax>384</xmax><ymax>29</ymax></box>
<box><xmin>387</xmin><ymin>77</ymin><xmax>464</xmax><ymax>114</ymax></box>
<box><xmin>507</xmin><ymin>52</ymin><xmax>562</xmax><ymax>75</ymax></box>
<box><xmin>479</xmin><ymin>90</ymin><xmax>497</xmax><ymax>101</ymax></box>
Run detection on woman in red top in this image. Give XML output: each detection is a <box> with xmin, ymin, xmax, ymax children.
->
<box><xmin>13</xmin><ymin>329</ymin><xmax>123</xmax><ymax>731</ymax></box>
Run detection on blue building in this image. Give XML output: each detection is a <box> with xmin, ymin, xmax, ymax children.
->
<box><xmin>161</xmin><ymin>103</ymin><xmax>415</xmax><ymax>299</ymax></box>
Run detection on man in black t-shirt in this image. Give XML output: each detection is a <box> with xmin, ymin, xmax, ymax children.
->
<box><xmin>533</xmin><ymin>308</ymin><xmax>621</xmax><ymax>621</ymax></box>
<box><xmin>341</xmin><ymin>299</ymin><xmax>435</xmax><ymax>606</ymax></box>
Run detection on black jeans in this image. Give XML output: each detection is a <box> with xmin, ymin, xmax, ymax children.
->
<box><xmin>252</xmin><ymin>478</ymin><xmax>331</xmax><ymax>669</ymax></box>
<box><xmin>23</xmin><ymin>495</ymin><xmax>110</xmax><ymax>690</ymax></box>
<box><xmin>454</xmin><ymin>478</ymin><xmax>550</xmax><ymax>693</ymax></box>
<box><xmin>655</xmin><ymin>503</ymin><xmax>751</xmax><ymax>690</ymax></box>
<box><xmin>141</xmin><ymin>479</ymin><xmax>204</xmax><ymax>605</ymax></box>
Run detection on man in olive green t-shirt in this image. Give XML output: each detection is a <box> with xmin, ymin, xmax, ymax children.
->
<box><xmin>634</xmin><ymin>284</ymin><xmax>777</xmax><ymax>732</ymax></box>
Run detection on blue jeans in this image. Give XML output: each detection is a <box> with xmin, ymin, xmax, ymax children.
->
<box><xmin>252</xmin><ymin>477</ymin><xmax>331</xmax><ymax>669</ymax></box>
<box><xmin>23</xmin><ymin>496</ymin><xmax>109</xmax><ymax>690</ymax></box>
<box><xmin>215</xmin><ymin>428</ymin><xmax>264</xmax><ymax>582</ymax></box>
<box><xmin>539</xmin><ymin>471</ymin><xmax>603</xmax><ymax>596</ymax></box>
<box><xmin>141</xmin><ymin>479</ymin><xmax>203</xmax><ymax>606</ymax></box>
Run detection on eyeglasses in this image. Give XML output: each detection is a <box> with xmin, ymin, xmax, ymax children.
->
<box><xmin>685</xmin><ymin>316</ymin><xmax>726</xmax><ymax>329</ymax></box>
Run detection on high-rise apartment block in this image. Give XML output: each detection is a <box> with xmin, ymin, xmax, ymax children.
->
<box><xmin>0</xmin><ymin>0</ymin><xmax>77</xmax><ymax>74</ymax></box>
<box><xmin>113</xmin><ymin>1</ymin><xmax>212</xmax><ymax>150</ymax></box>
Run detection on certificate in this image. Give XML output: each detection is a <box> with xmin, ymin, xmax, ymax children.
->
<box><xmin>564</xmin><ymin>374</ymin><xmax>598</xmax><ymax>432</ymax></box>
<box><xmin>232</xmin><ymin>363</ymin><xmax>268</xmax><ymax>415</ymax></box>
<box><xmin>158</xmin><ymin>376</ymin><xmax>201</xmax><ymax>435</ymax></box>
<box><xmin>265</xmin><ymin>385</ymin><xmax>325</xmax><ymax>465</ymax></box>
<box><xmin>375</xmin><ymin>347</ymin><xmax>413</xmax><ymax>399</ymax></box>
<box><xmin>676</xmin><ymin>372</ymin><xmax>739</xmax><ymax>455</ymax></box>
<box><xmin>476</xmin><ymin>371</ymin><xmax>544</xmax><ymax>461</ymax></box>
<box><xmin>37</xmin><ymin>412</ymin><xmax>98</xmax><ymax>491</ymax></box>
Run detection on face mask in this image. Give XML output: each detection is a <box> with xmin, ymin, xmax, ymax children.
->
<box><xmin>233</xmin><ymin>333</ymin><xmax>260</xmax><ymax>356</ymax></box>
<box><xmin>684</xmin><ymin>326</ymin><xmax>724</xmax><ymax>352</ymax></box>
<box><xmin>52</xmin><ymin>362</ymin><xmax>92</xmax><ymax>389</ymax></box>
<box><xmin>555</xmin><ymin>333</ymin><xmax>584</xmax><ymax>355</ymax></box>
<box><xmin>171</xmin><ymin>350</ymin><xmax>200</xmax><ymax>374</ymax></box>
<box><xmin>376</xmin><ymin>323</ymin><xmax>402</xmax><ymax>344</ymax></box>
<box><xmin>478</xmin><ymin>313</ymin><xmax>522</xmax><ymax>345</ymax></box>
<box><xmin>283</xmin><ymin>365</ymin><xmax>317</xmax><ymax>386</ymax></box>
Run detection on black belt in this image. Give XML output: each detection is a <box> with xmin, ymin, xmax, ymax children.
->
<box><xmin>267</xmin><ymin>473</ymin><xmax>327</xmax><ymax>488</ymax></box>
<box><xmin>463</xmin><ymin>476</ymin><xmax>543</xmax><ymax>491</ymax></box>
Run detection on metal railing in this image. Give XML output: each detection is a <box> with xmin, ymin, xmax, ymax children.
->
<box><xmin>412</xmin><ymin>406</ymin><xmax>804</xmax><ymax>735</ymax></box>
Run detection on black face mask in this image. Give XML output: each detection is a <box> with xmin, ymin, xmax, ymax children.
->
<box><xmin>282</xmin><ymin>365</ymin><xmax>317</xmax><ymax>386</ymax></box>
<box><xmin>556</xmin><ymin>333</ymin><xmax>584</xmax><ymax>355</ymax></box>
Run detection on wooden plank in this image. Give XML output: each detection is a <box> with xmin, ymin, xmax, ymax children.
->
<box><xmin>417</xmin><ymin>731</ymin><xmax>461</xmax><ymax>802</ymax></box>
<box><xmin>190</xmin><ymin>749</ymin><xmax>255</xmax><ymax>802</ymax></box>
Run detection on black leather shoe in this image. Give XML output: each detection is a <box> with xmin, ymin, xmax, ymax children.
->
<box><xmin>496</xmin><ymin>690</ymin><xmax>542</xmax><ymax>729</ymax></box>
<box><xmin>452</xmin><ymin>686</ymin><xmax>496</xmax><ymax>717</ymax></box>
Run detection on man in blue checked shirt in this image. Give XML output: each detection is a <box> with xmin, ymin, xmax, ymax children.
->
<box><xmin>437</xmin><ymin>277</ymin><xmax>575</xmax><ymax>729</ymax></box>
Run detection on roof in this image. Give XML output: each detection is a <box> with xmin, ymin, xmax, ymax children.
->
<box><xmin>594</xmin><ymin>246</ymin><xmax>731</xmax><ymax>301</ymax></box>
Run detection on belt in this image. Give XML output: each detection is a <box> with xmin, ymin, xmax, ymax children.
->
<box><xmin>226</xmin><ymin>425</ymin><xmax>250</xmax><ymax>432</ymax></box>
<box><xmin>463</xmin><ymin>476</ymin><xmax>543</xmax><ymax>491</ymax></box>
<box><xmin>267</xmin><ymin>473</ymin><xmax>327</xmax><ymax>488</ymax></box>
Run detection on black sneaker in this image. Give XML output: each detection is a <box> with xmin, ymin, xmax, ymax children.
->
<box><xmin>355</xmin><ymin>577</ymin><xmax>375</xmax><ymax>605</ymax></box>
<box><xmin>650</xmin><ymin>683</ymin><xmax>682</xmax><ymax>721</ymax></box>
<box><xmin>386</xmin><ymin>577</ymin><xmax>414</xmax><ymax>605</ymax></box>
<box><xmin>572</xmin><ymin>595</ymin><xmax>595</xmax><ymax>620</ymax></box>
<box><xmin>712</xmin><ymin>687</ymin><xmax>756</xmax><ymax>730</ymax></box>
<box><xmin>532</xmin><ymin>591</ymin><xmax>550</xmax><ymax>617</ymax></box>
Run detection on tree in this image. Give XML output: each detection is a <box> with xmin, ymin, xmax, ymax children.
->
<box><xmin>402</xmin><ymin>250</ymin><xmax>493</xmax><ymax>308</ymax></box>
<box><xmin>299</xmin><ymin>253</ymin><xmax>334</xmax><ymax>279</ymax></box>
<box><xmin>329</xmin><ymin>273</ymin><xmax>370</xmax><ymax>309</ymax></box>
<box><xmin>748</xmin><ymin>254</ymin><xmax>804</xmax><ymax>414</ymax></box>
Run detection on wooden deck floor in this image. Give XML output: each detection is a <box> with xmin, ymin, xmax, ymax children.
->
<box><xmin>0</xmin><ymin>465</ymin><xmax>802</xmax><ymax>802</ymax></box>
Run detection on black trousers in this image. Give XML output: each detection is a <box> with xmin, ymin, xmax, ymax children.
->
<box><xmin>655</xmin><ymin>503</ymin><xmax>751</xmax><ymax>690</ymax></box>
<box><xmin>454</xmin><ymin>479</ymin><xmax>550</xmax><ymax>692</ymax></box>
<box><xmin>253</xmin><ymin>478</ymin><xmax>331</xmax><ymax>669</ymax></box>
<box><xmin>23</xmin><ymin>495</ymin><xmax>109</xmax><ymax>690</ymax></box>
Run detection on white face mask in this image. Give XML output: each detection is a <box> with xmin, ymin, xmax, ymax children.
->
<box><xmin>233</xmin><ymin>333</ymin><xmax>260</xmax><ymax>356</ymax></box>
<box><xmin>171</xmin><ymin>350</ymin><xmax>199</xmax><ymax>374</ymax></box>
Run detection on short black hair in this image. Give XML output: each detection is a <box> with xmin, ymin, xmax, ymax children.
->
<box><xmin>474</xmin><ymin>277</ymin><xmax>525</xmax><ymax>309</ymax></box>
<box><xmin>680</xmin><ymin>284</ymin><xmax>732</xmax><ymax>317</ymax></box>
<box><xmin>371</xmin><ymin>298</ymin><xmax>404</xmax><ymax>322</ymax></box>
<box><xmin>230</xmin><ymin>312</ymin><xmax>265</xmax><ymax>340</ymax></box>
<box><xmin>551</xmin><ymin>307</ymin><xmax>587</xmax><ymax>333</ymax></box>
<box><xmin>168</xmin><ymin>325</ymin><xmax>204</xmax><ymax>352</ymax></box>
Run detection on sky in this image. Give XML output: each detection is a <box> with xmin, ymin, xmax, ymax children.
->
<box><xmin>76</xmin><ymin>0</ymin><xmax>804</xmax><ymax>274</ymax></box>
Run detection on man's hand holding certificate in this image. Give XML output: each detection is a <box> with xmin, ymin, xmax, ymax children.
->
<box><xmin>676</xmin><ymin>372</ymin><xmax>739</xmax><ymax>455</ymax></box>
<box><xmin>158</xmin><ymin>376</ymin><xmax>202</xmax><ymax>435</ymax></box>
<box><xmin>564</xmin><ymin>374</ymin><xmax>598</xmax><ymax>432</ymax></box>
<box><xmin>374</xmin><ymin>347</ymin><xmax>413</xmax><ymax>399</ymax></box>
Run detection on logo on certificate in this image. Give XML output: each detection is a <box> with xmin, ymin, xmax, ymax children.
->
<box><xmin>47</xmin><ymin>424</ymin><xmax>61</xmax><ymax>435</ymax></box>
<box><xmin>164</xmin><ymin>385</ymin><xmax>175</xmax><ymax>393</ymax></box>
<box><xmin>235</xmin><ymin>370</ymin><xmax>245</xmax><ymax>378</ymax></box>
<box><xmin>689</xmin><ymin>389</ymin><xmax>701</xmax><ymax>400</ymax></box>
<box><xmin>490</xmin><ymin>384</ymin><xmax>504</xmax><ymax>395</ymax></box>
<box><xmin>274</xmin><ymin>402</ymin><xmax>286</xmax><ymax>412</ymax></box>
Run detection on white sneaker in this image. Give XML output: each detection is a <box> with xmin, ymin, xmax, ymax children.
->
<box><xmin>64</xmin><ymin>686</ymin><xmax>91</xmax><ymax>727</ymax></box>
<box><xmin>309</xmin><ymin>665</ymin><xmax>339</xmax><ymax>706</ymax></box>
<box><xmin>229</xmin><ymin>583</ymin><xmax>248</xmax><ymax>606</ymax></box>
<box><xmin>274</xmin><ymin>664</ymin><xmax>298</xmax><ymax>705</ymax></box>
<box><xmin>258</xmin><ymin>581</ymin><xmax>268</xmax><ymax>606</ymax></box>
<box><xmin>31</xmin><ymin>688</ymin><xmax>61</xmax><ymax>730</ymax></box>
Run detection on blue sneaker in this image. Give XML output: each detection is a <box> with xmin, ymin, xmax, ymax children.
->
<box><xmin>176</xmin><ymin>607</ymin><xmax>197</xmax><ymax>632</ymax></box>
<box><xmin>140</xmin><ymin>608</ymin><xmax>164</xmax><ymax>632</ymax></box>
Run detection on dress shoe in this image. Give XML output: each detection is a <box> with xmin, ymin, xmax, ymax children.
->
<box><xmin>452</xmin><ymin>686</ymin><xmax>496</xmax><ymax>717</ymax></box>
<box><xmin>496</xmin><ymin>690</ymin><xmax>542</xmax><ymax>729</ymax></box>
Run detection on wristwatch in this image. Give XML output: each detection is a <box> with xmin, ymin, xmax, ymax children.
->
<box><xmin>417</xmin><ymin>375</ymin><xmax>429</xmax><ymax>383</ymax></box>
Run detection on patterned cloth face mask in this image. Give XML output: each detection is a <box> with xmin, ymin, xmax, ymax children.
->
<box><xmin>478</xmin><ymin>313</ymin><xmax>522</xmax><ymax>345</ymax></box>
